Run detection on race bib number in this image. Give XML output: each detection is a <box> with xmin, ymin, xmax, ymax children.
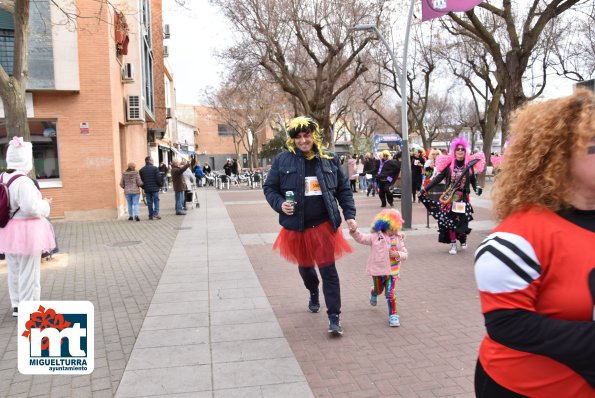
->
<box><xmin>452</xmin><ymin>201</ymin><xmax>466</xmax><ymax>213</ymax></box>
<box><xmin>305</xmin><ymin>176</ymin><xmax>322</xmax><ymax>196</ymax></box>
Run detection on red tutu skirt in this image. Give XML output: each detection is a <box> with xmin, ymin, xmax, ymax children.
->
<box><xmin>273</xmin><ymin>221</ymin><xmax>352</xmax><ymax>267</ymax></box>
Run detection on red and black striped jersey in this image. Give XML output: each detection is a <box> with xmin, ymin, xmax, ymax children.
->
<box><xmin>474</xmin><ymin>207</ymin><xmax>595</xmax><ymax>397</ymax></box>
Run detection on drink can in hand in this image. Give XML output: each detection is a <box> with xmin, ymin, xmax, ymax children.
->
<box><xmin>285</xmin><ymin>191</ymin><xmax>295</xmax><ymax>209</ymax></box>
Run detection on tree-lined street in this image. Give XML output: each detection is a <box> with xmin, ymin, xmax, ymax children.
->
<box><xmin>1</xmin><ymin>185</ymin><xmax>494</xmax><ymax>396</ymax></box>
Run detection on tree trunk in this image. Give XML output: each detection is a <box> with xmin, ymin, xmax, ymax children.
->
<box><xmin>0</xmin><ymin>0</ymin><xmax>31</xmax><ymax>141</ymax></box>
<box><xmin>0</xmin><ymin>79</ymin><xmax>29</xmax><ymax>139</ymax></box>
<box><xmin>479</xmin><ymin>87</ymin><xmax>502</xmax><ymax>186</ymax></box>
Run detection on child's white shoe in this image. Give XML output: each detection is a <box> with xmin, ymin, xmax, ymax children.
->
<box><xmin>449</xmin><ymin>243</ymin><xmax>457</xmax><ymax>255</ymax></box>
<box><xmin>389</xmin><ymin>314</ymin><xmax>400</xmax><ymax>327</ymax></box>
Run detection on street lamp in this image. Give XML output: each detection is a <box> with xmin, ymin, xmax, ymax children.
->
<box><xmin>352</xmin><ymin>0</ymin><xmax>416</xmax><ymax>228</ymax></box>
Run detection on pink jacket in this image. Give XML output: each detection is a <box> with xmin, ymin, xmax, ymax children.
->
<box><xmin>350</xmin><ymin>230</ymin><xmax>408</xmax><ymax>276</ymax></box>
<box><xmin>347</xmin><ymin>158</ymin><xmax>357</xmax><ymax>180</ymax></box>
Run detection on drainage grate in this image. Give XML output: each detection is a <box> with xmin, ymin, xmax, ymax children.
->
<box><xmin>107</xmin><ymin>240</ymin><xmax>142</xmax><ymax>247</ymax></box>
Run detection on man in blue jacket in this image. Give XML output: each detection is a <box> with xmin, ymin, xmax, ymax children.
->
<box><xmin>264</xmin><ymin>116</ymin><xmax>357</xmax><ymax>335</ymax></box>
<box><xmin>139</xmin><ymin>156</ymin><xmax>163</xmax><ymax>220</ymax></box>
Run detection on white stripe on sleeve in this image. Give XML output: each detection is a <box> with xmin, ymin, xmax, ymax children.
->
<box><xmin>474</xmin><ymin>232</ymin><xmax>541</xmax><ymax>293</ymax></box>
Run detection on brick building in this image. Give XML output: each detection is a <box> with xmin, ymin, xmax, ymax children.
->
<box><xmin>191</xmin><ymin>105</ymin><xmax>273</xmax><ymax>172</ymax></box>
<box><xmin>0</xmin><ymin>0</ymin><xmax>173</xmax><ymax>220</ymax></box>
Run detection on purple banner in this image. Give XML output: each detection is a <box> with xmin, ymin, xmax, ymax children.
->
<box><xmin>421</xmin><ymin>0</ymin><xmax>483</xmax><ymax>21</ymax></box>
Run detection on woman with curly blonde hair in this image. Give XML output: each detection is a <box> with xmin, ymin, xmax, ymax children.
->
<box><xmin>473</xmin><ymin>89</ymin><xmax>595</xmax><ymax>397</ymax></box>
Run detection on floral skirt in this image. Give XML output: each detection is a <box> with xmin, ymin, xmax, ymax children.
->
<box><xmin>0</xmin><ymin>218</ymin><xmax>56</xmax><ymax>255</ymax></box>
<box><xmin>273</xmin><ymin>221</ymin><xmax>352</xmax><ymax>267</ymax></box>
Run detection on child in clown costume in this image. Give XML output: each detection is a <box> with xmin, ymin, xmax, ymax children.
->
<box><xmin>350</xmin><ymin>209</ymin><xmax>408</xmax><ymax>327</ymax></box>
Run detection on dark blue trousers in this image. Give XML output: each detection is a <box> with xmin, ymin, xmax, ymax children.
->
<box><xmin>298</xmin><ymin>264</ymin><xmax>341</xmax><ymax>315</ymax></box>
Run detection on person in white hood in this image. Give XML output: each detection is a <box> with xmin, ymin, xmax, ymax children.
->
<box><xmin>0</xmin><ymin>136</ymin><xmax>55</xmax><ymax>317</ymax></box>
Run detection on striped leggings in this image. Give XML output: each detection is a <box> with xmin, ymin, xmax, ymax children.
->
<box><xmin>371</xmin><ymin>275</ymin><xmax>398</xmax><ymax>315</ymax></box>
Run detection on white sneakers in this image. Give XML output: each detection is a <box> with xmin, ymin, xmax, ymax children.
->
<box><xmin>449</xmin><ymin>242</ymin><xmax>468</xmax><ymax>254</ymax></box>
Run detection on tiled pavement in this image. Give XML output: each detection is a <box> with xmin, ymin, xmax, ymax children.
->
<box><xmin>0</xmin><ymin>182</ymin><xmax>496</xmax><ymax>397</ymax></box>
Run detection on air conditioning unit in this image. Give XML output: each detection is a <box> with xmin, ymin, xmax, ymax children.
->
<box><xmin>121</xmin><ymin>63</ymin><xmax>134</xmax><ymax>82</ymax></box>
<box><xmin>165</xmin><ymin>107</ymin><xmax>173</xmax><ymax>119</ymax></box>
<box><xmin>163</xmin><ymin>24</ymin><xmax>170</xmax><ymax>39</ymax></box>
<box><xmin>163</xmin><ymin>46</ymin><xmax>169</xmax><ymax>58</ymax></box>
<box><xmin>126</xmin><ymin>95</ymin><xmax>144</xmax><ymax>122</ymax></box>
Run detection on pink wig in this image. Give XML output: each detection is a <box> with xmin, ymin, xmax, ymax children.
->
<box><xmin>450</xmin><ymin>136</ymin><xmax>470</xmax><ymax>155</ymax></box>
<box><xmin>435</xmin><ymin>136</ymin><xmax>486</xmax><ymax>174</ymax></box>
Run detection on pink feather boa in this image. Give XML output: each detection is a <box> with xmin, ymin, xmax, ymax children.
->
<box><xmin>434</xmin><ymin>152</ymin><xmax>486</xmax><ymax>174</ymax></box>
<box><xmin>491</xmin><ymin>155</ymin><xmax>503</xmax><ymax>168</ymax></box>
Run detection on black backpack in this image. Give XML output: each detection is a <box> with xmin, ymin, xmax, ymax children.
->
<box><xmin>0</xmin><ymin>173</ymin><xmax>24</xmax><ymax>228</ymax></box>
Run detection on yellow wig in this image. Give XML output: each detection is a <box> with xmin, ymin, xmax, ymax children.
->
<box><xmin>285</xmin><ymin>116</ymin><xmax>333</xmax><ymax>160</ymax></box>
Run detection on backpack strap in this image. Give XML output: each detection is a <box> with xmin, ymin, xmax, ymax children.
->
<box><xmin>1</xmin><ymin>173</ymin><xmax>25</xmax><ymax>217</ymax></box>
<box><xmin>6</xmin><ymin>173</ymin><xmax>25</xmax><ymax>187</ymax></box>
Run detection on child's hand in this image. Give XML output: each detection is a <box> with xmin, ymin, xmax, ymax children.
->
<box><xmin>346</xmin><ymin>219</ymin><xmax>357</xmax><ymax>233</ymax></box>
<box><xmin>389</xmin><ymin>249</ymin><xmax>400</xmax><ymax>260</ymax></box>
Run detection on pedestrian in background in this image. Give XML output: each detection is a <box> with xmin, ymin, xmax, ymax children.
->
<box><xmin>182</xmin><ymin>160</ymin><xmax>195</xmax><ymax>210</ymax></box>
<box><xmin>223</xmin><ymin>159</ymin><xmax>232</xmax><ymax>178</ymax></box>
<box><xmin>158</xmin><ymin>161</ymin><xmax>168</xmax><ymax>192</ymax></box>
<box><xmin>347</xmin><ymin>154</ymin><xmax>358</xmax><ymax>192</ymax></box>
<box><xmin>411</xmin><ymin>149</ymin><xmax>425</xmax><ymax>202</ymax></box>
<box><xmin>139</xmin><ymin>156</ymin><xmax>163</xmax><ymax>220</ymax></box>
<box><xmin>364</xmin><ymin>152</ymin><xmax>380</xmax><ymax>197</ymax></box>
<box><xmin>356</xmin><ymin>154</ymin><xmax>366</xmax><ymax>192</ymax></box>
<box><xmin>376</xmin><ymin>150</ymin><xmax>401</xmax><ymax>208</ymax></box>
<box><xmin>473</xmin><ymin>89</ymin><xmax>595</xmax><ymax>398</ymax></box>
<box><xmin>231</xmin><ymin>158</ymin><xmax>240</xmax><ymax>178</ymax></box>
<box><xmin>120</xmin><ymin>162</ymin><xmax>143</xmax><ymax>221</ymax></box>
<box><xmin>423</xmin><ymin>148</ymin><xmax>442</xmax><ymax>188</ymax></box>
<box><xmin>0</xmin><ymin>137</ymin><xmax>55</xmax><ymax>317</ymax></box>
<box><xmin>264</xmin><ymin>116</ymin><xmax>357</xmax><ymax>335</ymax></box>
<box><xmin>171</xmin><ymin>158</ymin><xmax>193</xmax><ymax>215</ymax></box>
<box><xmin>350</xmin><ymin>209</ymin><xmax>408</xmax><ymax>327</ymax></box>
<box><xmin>194</xmin><ymin>163</ymin><xmax>204</xmax><ymax>187</ymax></box>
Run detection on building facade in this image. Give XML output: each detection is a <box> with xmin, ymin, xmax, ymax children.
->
<box><xmin>191</xmin><ymin>105</ymin><xmax>273</xmax><ymax>172</ymax></box>
<box><xmin>0</xmin><ymin>0</ymin><xmax>173</xmax><ymax>220</ymax></box>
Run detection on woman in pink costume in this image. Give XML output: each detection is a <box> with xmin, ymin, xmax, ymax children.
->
<box><xmin>0</xmin><ymin>137</ymin><xmax>55</xmax><ymax>317</ymax></box>
<box><xmin>419</xmin><ymin>137</ymin><xmax>485</xmax><ymax>255</ymax></box>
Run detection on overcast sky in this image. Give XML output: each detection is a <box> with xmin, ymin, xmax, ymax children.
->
<box><xmin>162</xmin><ymin>2</ymin><xmax>574</xmax><ymax>106</ymax></box>
<box><xmin>163</xmin><ymin>1</ymin><xmax>233</xmax><ymax>105</ymax></box>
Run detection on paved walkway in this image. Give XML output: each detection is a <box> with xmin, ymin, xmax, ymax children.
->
<box><xmin>0</xmin><ymin>182</ymin><xmax>496</xmax><ymax>397</ymax></box>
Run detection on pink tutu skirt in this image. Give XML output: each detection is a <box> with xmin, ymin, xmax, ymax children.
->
<box><xmin>273</xmin><ymin>221</ymin><xmax>352</xmax><ymax>267</ymax></box>
<box><xmin>0</xmin><ymin>218</ymin><xmax>56</xmax><ymax>255</ymax></box>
